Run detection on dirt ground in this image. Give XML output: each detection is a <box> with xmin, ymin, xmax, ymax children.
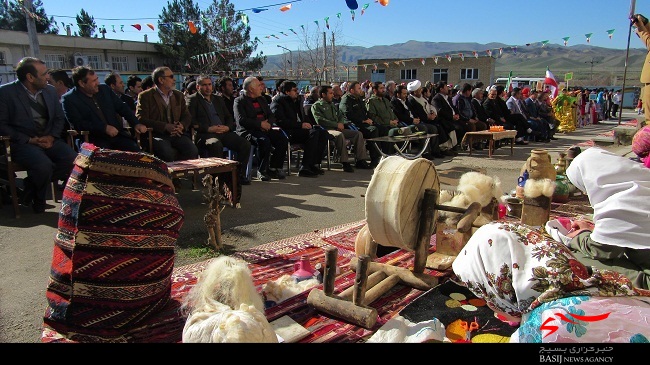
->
<box><xmin>0</xmin><ymin>114</ymin><xmax>636</xmax><ymax>343</ymax></box>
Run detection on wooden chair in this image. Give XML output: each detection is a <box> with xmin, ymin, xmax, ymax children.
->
<box><xmin>0</xmin><ymin>130</ymin><xmax>79</xmax><ymax>219</ymax></box>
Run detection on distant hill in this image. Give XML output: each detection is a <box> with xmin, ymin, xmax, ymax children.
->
<box><xmin>262</xmin><ymin>40</ymin><xmax>646</xmax><ymax>85</ymax></box>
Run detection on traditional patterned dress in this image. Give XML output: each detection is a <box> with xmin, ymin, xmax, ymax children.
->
<box><xmin>552</xmin><ymin>91</ymin><xmax>577</xmax><ymax>133</ymax></box>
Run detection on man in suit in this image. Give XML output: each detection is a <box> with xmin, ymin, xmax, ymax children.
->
<box><xmin>187</xmin><ymin>74</ymin><xmax>252</xmax><ymax>185</ymax></box>
<box><xmin>136</xmin><ymin>66</ymin><xmax>198</xmax><ymax>162</ymax></box>
<box><xmin>234</xmin><ymin>76</ymin><xmax>288</xmax><ymax>181</ymax></box>
<box><xmin>636</xmin><ymin>14</ymin><xmax>650</xmax><ymax>124</ymax></box>
<box><xmin>0</xmin><ymin>57</ymin><xmax>77</xmax><ymax>213</ymax></box>
<box><xmin>62</xmin><ymin>66</ymin><xmax>147</xmax><ymax>152</ymax></box>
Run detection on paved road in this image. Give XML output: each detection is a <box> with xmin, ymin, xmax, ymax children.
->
<box><xmin>0</xmin><ymin>111</ymin><xmax>638</xmax><ymax>343</ymax></box>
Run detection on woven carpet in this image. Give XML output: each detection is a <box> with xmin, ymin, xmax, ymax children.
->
<box><xmin>42</xmin><ymin>220</ymin><xmax>450</xmax><ymax>343</ymax></box>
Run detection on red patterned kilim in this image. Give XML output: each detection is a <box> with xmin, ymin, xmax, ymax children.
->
<box><xmin>42</xmin><ymin>220</ymin><xmax>450</xmax><ymax>343</ymax></box>
<box><xmin>43</xmin><ymin>144</ymin><xmax>184</xmax><ymax>341</ymax></box>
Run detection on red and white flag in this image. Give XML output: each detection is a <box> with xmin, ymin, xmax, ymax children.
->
<box><xmin>544</xmin><ymin>67</ymin><xmax>559</xmax><ymax>99</ymax></box>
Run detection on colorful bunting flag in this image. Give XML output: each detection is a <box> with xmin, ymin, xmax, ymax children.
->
<box><xmin>361</xmin><ymin>3</ymin><xmax>370</xmax><ymax>15</ymax></box>
<box><xmin>337</xmin><ymin>12</ymin><xmax>342</xmax><ymax>19</ymax></box>
<box><xmin>606</xmin><ymin>29</ymin><xmax>615</xmax><ymax>39</ymax></box>
<box><xmin>289</xmin><ymin>28</ymin><xmax>297</xmax><ymax>35</ymax></box>
<box><xmin>280</xmin><ymin>4</ymin><xmax>292</xmax><ymax>12</ymax></box>
<box><xmin>146</xmin><ymin>23</ymin><xmax>155</xmax><ymax>31</ymax></box>
<box><xmin>254</xmin><ymin>36</ymin><xmax>262</xmax><ymax>43</ymax></box>
<box><xmin>585</xmin><ymin>33</ymin><xmax>593</xmax><ymax>43</ymax></box>
<box><xmin>562</xmin><ymin>37</ymin><xmax>570</xmax><ymax>46</ymax></box>
<box><xmin>446</xmin><ymin>54</ymin><xmax>452</xmax><ymax>62</ymax></box>
<box><xmin>351</xmin><ymin>10</ymin><xmax>355</xmax><ymax>21</ymax></box>
<box><xmin>421</xmin><ymin>58</ymin><xmax>425</xmax><ymax>65</ymax></box>
<box><xmin>132</xmin><ymin>24</ymin><xmax>142</xmax><ymax>31</ymax></box>
<box><xmin>325</xmin><ymin>17</ymin><xmax>330</xmax><ymax>29</ymax></box>
<box><xmin>433</xmin><ymin>56</ymin><xmax>439</xmax><ymax>64</ymax></box>
<box><xmin>541</xmin><ymin>40</ymin><xmax>549</xmax><ymax>47</ymax></box>
<box><xmin>486</xmin><ymin>49</ymin><xmax>492</xmax><ymax>57</ymax></box>
<box><xmin>472</xmin><ymin>51</ymin><xmax>478</xmax><ymax>59</ymax></box>
<box><xmin>241</xmin><ymin>14</ymin><xmax>249</xmax><ymax>27</ymax></box>
<box><xmin>280</xmin><ymin>31</ymin><xmax>288</xmax><ymax>36</ymax></box>
<box><xmin>252</xmin><ymin>8</ymin><xmax>267</xmax><ymax>13</ymax></box>
<box><xmin>373</xmin><ymin>63</ymin><xmax>378</xmax><ymax>70</ymax></box>
<box><xmin>314</xmin><ymin>20</ymin><xmax>319</xmax><ymax>27</ymax></box>
<box><xmin>459</xmin><ymin>53</ymin><xmax>464</xmax><ymax>61</ymax></box>
<box><xmin>120</xmin><ymin>25</ymin><xmax>124</xmax><ymax>32</ymax></box>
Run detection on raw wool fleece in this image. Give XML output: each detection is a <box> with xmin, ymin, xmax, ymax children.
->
<box><xmin>262</xmin><ymin>275</ymin><xmax>320</xmax><ymax>304</ymax></box>
<box><xmin>438</xmin><ymin>171</ymin><xmax>503</xmax><ymax>226</ymax></box>
<box><xmin>523</xmin><ymin>178</ymin><xmax>555</xmax><ymax>198</ymax></box>
<box><xmin>181</xmin><ymin>256</ymin><xmax>277</xmax><ymax>343</ymax></box>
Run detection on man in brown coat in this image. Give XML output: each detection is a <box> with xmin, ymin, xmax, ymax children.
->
<box><xmin>136</xmin><ymin>66</ymin><xmax>198</xmax><ymax>162</ymax></box>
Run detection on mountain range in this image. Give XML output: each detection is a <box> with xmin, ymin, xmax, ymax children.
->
<box><xmin>262</xmin><ymin>40</ymin><xmax>647</xmax><ymax>84</ymax></box>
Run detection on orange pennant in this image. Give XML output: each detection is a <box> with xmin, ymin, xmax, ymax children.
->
<box><xmin>188</xmin><ymin>21</ymin><xmax>197</xmax><ymax>34</ymax></box>
<box><xmin>280</xmin><ymin>4</ymin><xmax>292</xmax><ymax>11</ymax></box>
<box><xmin>147</xmin><ymin>23</ymin><xmax>155</xmax><ymax>31</ymax></box>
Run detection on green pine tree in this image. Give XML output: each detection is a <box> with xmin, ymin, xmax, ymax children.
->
<box><xmin>0</xmin><ymin>0</ymin><xmax>58</xmax><ymax>34</ymax></box>
<box><xmin>75</xmin><ymin>9</ymin><xmax>96</xmax><ymax>38</ymax></box>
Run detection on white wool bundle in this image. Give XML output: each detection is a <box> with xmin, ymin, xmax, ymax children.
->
<box><xmin>180</xmin><ymin>256</ymin><xmax>277</xmax><ymax>343</ymax></box>
<box><xmin>366</xmin><ymin>315</ymin><xmax>446</xmax><ymax>343</ymax></box>
<box><xmin>182</xmin><ymin>303</ymin><xmax>278</xmax><ymax>343</ymax></box>
<box><xmin>523</xmin><ymin>178</ymin><xmax>555</xmax><ymax>198</ymax></box>
<box><xmin>457</xmin><ymin>171</ymin><xmax>503</xmax><ymax>207</ymax></box>
<box><xmin>262</xmin><ymin>274</ymin><xmax>320</xmax><ymax>304</ymax></box>
<box><xmin>182</xmin><ymin>256</ymin><xmax>265</xmax><ymax>314</ymax></box>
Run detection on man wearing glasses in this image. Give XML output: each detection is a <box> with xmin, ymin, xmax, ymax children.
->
<box><xmin>136</xmin><ymin>66</ymin><xmax>198</xmax><ymax>162</ymax></box>
<box><xmin>187</xmin><ymin>75</ymin><xmax>252</xmax><ymax>185</ymax></box>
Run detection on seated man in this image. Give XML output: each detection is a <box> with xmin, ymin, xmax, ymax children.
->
<box><xmin>507</xmin><ymin>87</ymin><xmax>548</xmax><ymax>142</ymax></box>
<box><xmin>62</xmin><ymin>66</ymin><xmax>148</xmax><ymax>152</ymax></box>
<box><xmin>339</xmin><ymin>81</ymin><xmax>381</xmax><ymax>167</ymax></box>
<box><xmin>407</xmin><ymin>80</ymin><xmax>455</xmax><ymax>156</ymax></box>
<box><xmin>187</xmin><ymin>74</ymin><xmax>252</xmax><ymax>185</ymax></box>
<box><xmin>390</xmin><ymin>84</ymin><xmax>442</xmax><ymax>158</ymax></box>
<box><xmin>483</xmin><ymin>85</ymin><xmax>529</xmax><ymax>145</ymax></box>
<box><xmin>0</xmin><ymin>57</ymin><xmax>77</xmax><ymax>213</ymax></box>
<box><xmin>311</xmin><ymin>85</ymin><xmax>371</xmax><ymax>172</ymax></box>
<box><xmin>270</xmin><ymin>80</ymin><xmax>328</xmax><ymax>177</ymax></box>
<box><xmin>234</xmin><ymin>76</ymin><xmax>288</xmax><ymax>181</ymax></box>
<box><xmin>136</xmin><ymin>66</ymin><xmax>199</xmax><ymax>162</ymax></box>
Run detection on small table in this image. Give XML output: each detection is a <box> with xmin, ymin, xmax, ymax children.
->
<box><xmin>166</xmin><ymin>157</ymin><xmax>240</xmax><ymax>207</ymax></box>
<box><xmin>462</xmin><ymin>130</ymin><xmax>518</xmax><ymax>158</ymax></box>
<box><xmin>367</xmin><ymin>133</ymin><xmax>438</xmax><ymax>160</ymax></box>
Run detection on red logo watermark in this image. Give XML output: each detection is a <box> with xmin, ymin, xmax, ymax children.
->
<box><xmin>540</xmin><ymin>312</ymin><xmax>611</xmax><ymax>338</ymax></box>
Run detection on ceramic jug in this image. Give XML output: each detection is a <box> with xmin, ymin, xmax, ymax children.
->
<box><xmin>520</xmin><ymin>149</ymin><xmax>556</xmax><ymax>181</ymax></box>
<box><xmin>552</xmin><ymin>175</ymin><xmax>570</xmax><ymax>203</ymax></box>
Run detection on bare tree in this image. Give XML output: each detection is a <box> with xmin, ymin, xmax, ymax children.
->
<box><xmin>293</xmin><ymin>21</ymin><xmax>347</xmax><ymax>85</ymax></box>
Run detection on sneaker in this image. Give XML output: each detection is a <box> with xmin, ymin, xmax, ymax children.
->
<box><xmin>342</xmin><ymin>162</ymin><xmax>355</xmax><ymax>173</ymax></box>
<box><xmin>355</xmin><ymin>160</ymin><xmax>372</xmax><ymax>169</ymax></box>
<box><xmin>267</xmin><ymin>169</ymin><xmax>286</xmax><ymax>180</ymax></box>
<box><xmin>256</xmin><ymin>171</ymin><xmax>272</xmax><ymax>181</ymax></box>
<box><xmin>298</xmin><ymin>168</ymin><xmax>318</xmax><ymax>177</ymax></box>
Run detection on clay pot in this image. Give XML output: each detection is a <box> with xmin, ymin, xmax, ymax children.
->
<box><xmin>552</xmin><ymin>175</ymin><xmax>570</xmax><ymax>203</ymax></box>
<box><xmin>554</xmin><ymin>152</ymin><xmax>568</xmax><ymax>175</ymax></box>
<box><xmin>521</xmin><ymin>149</ymin><xmax>556</xmax><ymax>181</ymax></box>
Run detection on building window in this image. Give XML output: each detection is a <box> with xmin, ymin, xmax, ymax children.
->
<box><xmin>136</xmin><ymin>56</ymin><xmax>155</xmax><ymax>72</ymax></box>
<box><xmin>86</xmin><ymin>55</ymin><xmax>101</xmax><ymax>70</ymax></box>
<box><xmin>111</xmin><ymin>56</ymin><xmax>128</xmax><ymax>72</ymax></box>
<box><xmin>400</xmin><ymin>69</ymin><xmax>417</xmax><ymax>80</ymax></box>
<box><xmin>44</xmin><ymin>54</ymin><xmax>65</xmax><ymax>69</ymax></box>
<box><xmin>433</xmin><ymin>68</ymin><xmax>448</xmax><ymax>83</ymax></box>
<box><xmin>460</xmin><ymin>68</ymin><xmax>479</xmax><ymax>80</ymax></box>
<box><xmin>0</xmin><ymin>51</ymin><xmax>5</xmax><ymax>65</ymax></box>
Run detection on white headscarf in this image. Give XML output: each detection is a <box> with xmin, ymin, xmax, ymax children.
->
<box><xmin>565</xmin><ymin>147</ymin><xmax>650</xmax><ymax>249</ymax></box>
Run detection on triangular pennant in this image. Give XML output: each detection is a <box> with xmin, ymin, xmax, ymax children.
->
<box><xmin>289</xmin><ymin>28</ymin><xmax>297</xmax><ymax>35</ymax></box>
<box><xmin>120</xmin><ymin>25</ymin><xmax>124</xmax><ymax>32</ymax></box>
<box><xmin>280</xmin><ymin>4</ymin><xmax>292</xmax><ymax>12</ymax></box>
<box><xmin>446</xmin><ymin>54</ymin><xmax>452</xmax><ymax>62</ymax></box>
<box><xmin>459</xmin><ymin>53</ymin><xmax>464</xmax><ymax>61</ymax></box>
<box><xmin>421</xmin><ymin>58</ymin><xmax>425</xmax><ymax>65</ymax></box>
<box><xmin>434</xmin><ymin>56</ymin><xmax>439</xmax><ymax>64</ymax></box>
<box><xmin>606</xmin><ymin>29</ymin><xmax>615</xmax><ymax>39</ymax></box>
<box><xmin>188</xmin><ymin>21</ymin><xmax>196</xmax><ymax>34</ymax></box>
<box><xmin>499</xmin><ymin>48</ymin><xmax>503</xmax><ymax>56</ymax></box>
<box><xmin>241</xmin><ymin>14</ymin><xmax>249</xmax><ymax>27</ymax></box>
<box><xmin>351</xmin><ymin>10</ymin><xmax>355</xmax><ymax>21</ymax></box>
<box><xmin>132</xmin><ymin>24</ymin><xmax>142</xmax><ymax>31</ymax></box>
<box><xmin>472</xmin><ymin>51</ymin><xmax>478</xmax><ymax>59</ymax></box>
<box><xmin>486</xmin><ymin>49</ymin><xmax>492</xmax><ymax>57</ymax></box>
<box><xmin>325</xmin><ymin>17</ymin><xmax>330</xmax><ymax>29</ymax></box>
<box><xmin>363</xmin><ymin>64</ymin><xmax>367</xmax><ymax>71</ymax></box>
<box><xmin>562</xmin><ymin>37</ymin><xmax>570</xmax><ymax>46</ymax></box>
<box><xmin>585</xmin><ymin>33</ymin><xmax>593</xmax><ymax>43</ymax></box>
<box><xmin>373</xmin><ymin>63</ymin><xmax>378</xmax><ymax>71</ymax></box>
<box><xmin>147</xmin><ymin>23</ymin><xmax>155</xmax><ymax>31</ymax></box>
<box><xmin>541</xmin><ymin>40</ymin><xmax>549</xmax><ymax>47</ymax></box>
<box><xmin>280</xmin><ymin>31</ymin><xmax>288</xmax><ymax>36</ymax></box>
<box><xmin>252</xmin><ymin>8</ymin><xmax>268</xmax><ymax>13</ymax></box>
<box><xmin>361</xmin><ymin>3</ymin><xmax>370</xmax><ymax>15</ymax></box>
<box><xmin>112</xmin><ymin>25</ymin><xmax>116</xmax><ymax>32</ymax></box>
<box><xmin>300</xmin><ymin>25</ymin><xmax>305</xmax><ymax>30</ymax></box>
<box><xmin>271</xmin><ymin>34</ymin><xmax>280</xmax><ymax>39</ymax></box>
<box><xmin>314</xmin><ymin>20</ymin><xmax>319</xmax><ymax>27</ymax></box>
<box><xmin>254</xmin><ymin>36</ymin><xmax>262</xmax><ymax>43</ymax></box>
<box><xmin>383</xmin><ymin>62</ymin><xmax>389</xmax><ymax>68</ymax></box>
<box><xmin>401</xmin><ymin>61</ymin><xmax>405</xmax><ymax>67</ymax></box>
<box><xmin>336</xmin><ymin>12</ymin><xmax>341</xmax><ymax>19</ymax></box>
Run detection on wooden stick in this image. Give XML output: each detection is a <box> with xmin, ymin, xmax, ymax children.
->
<box><xmin>352</xmin><ymin>255</ymin><xmax>370</xmax><ymax>306</ymax></box>
<box><xmin>323</xmin><ymin>247</ymin><xmax>338</xmax><ymax>296</ymax></box>
<box><xmin>306</xmin><ymin>289</ymin><xmax>378</xmax><ymax>329</ymax></box>
<box><xmin>350</xmin><ymin>257</ymin><xmax>438</xmax><ymax>291</ymax></box>
<box><xmin>339</xmin><ymin>271</ymin><xmax>387</xmax><ymax>300</ymax></box>
<box><xmin>362</xmin><ymin>274</ymin><xmax>401</xmax><ymax>306</ymax></box>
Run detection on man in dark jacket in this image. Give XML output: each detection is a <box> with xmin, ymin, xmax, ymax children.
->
<box><xmin>234</xmin><ymin>76</ymin><xmax>288</xmax><ymax>181</ymax></box>
<box><xmin>270</xmin><ymin>80</ymin><xmax>328</xmax><ymax>177</ymax></box>
<box><xmin>187</xmin><ymin>75</ymin><xmax>252</xmax><ymax>184</ymax></box>
<box><xmin>63</xmin><ymin>66</ymin><xmax>148</xmax><ymax>152</ymax></box>
<box><xmin>339</xmin><ymin>81</ymin><xmax>381</xmax><ymax>167</ymax></box>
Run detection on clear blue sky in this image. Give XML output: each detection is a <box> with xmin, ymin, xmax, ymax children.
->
<box><xmin>43</xmin><ymin>0</ymin><xmax>643</xmax><ymax>57</ymax></box>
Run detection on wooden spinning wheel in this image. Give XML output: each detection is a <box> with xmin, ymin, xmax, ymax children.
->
<box><xmin>308</xmin><ymin>156</ymin><xmax>481</xmax><ymax>329</ymax></box>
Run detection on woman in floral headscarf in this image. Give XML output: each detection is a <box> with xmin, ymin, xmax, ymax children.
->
<box><xmin>452</xmin><ymin>221</ymin><xmax>650</xmax><ymax>343</ymax></box>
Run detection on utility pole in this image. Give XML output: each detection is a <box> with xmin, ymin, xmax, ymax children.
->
<box><xmin>24</xmin><ymin>0</ymin><xmax>41</xmax><ymax>58</ymax></box>
<box><xmin>331</xmin><ymin>32</ymin><xmax>336</xmax><ymax>83</ymax></box>
<box><xmin>585</xmin><ymin>57</ymin><xmax>599</xmax><ymax>81</ymax></box>
<box><xmin>322</xmin><ymin>31</ymin><xmax>327</xmax><ymax>84</ymax></box>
